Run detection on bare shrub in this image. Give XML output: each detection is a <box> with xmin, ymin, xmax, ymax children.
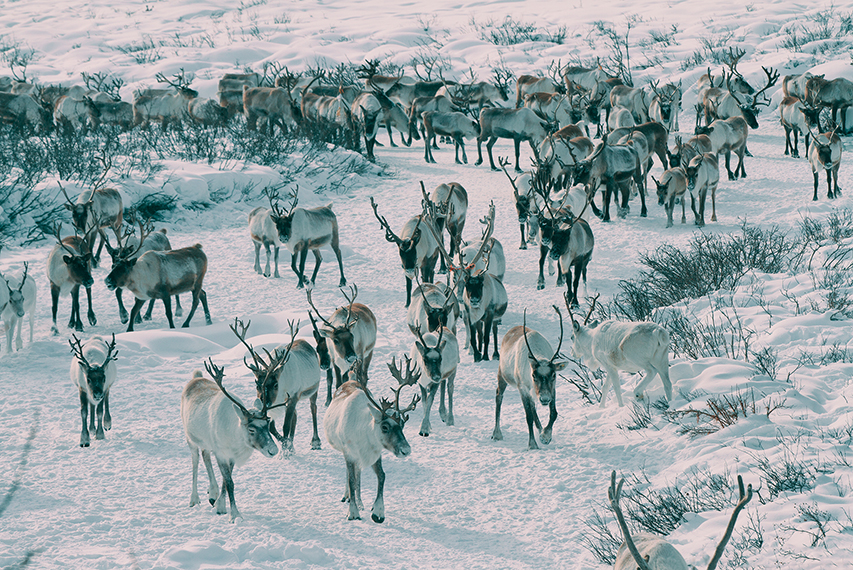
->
<box><xmin>665</xmin><ymin>388</ymin><xmax>786</xmax><ymax>438</ymax></box>
<box><xmin>563</xmin><ymin>357</ymin><xmax>604</xmax><ymax>406</ymax></box>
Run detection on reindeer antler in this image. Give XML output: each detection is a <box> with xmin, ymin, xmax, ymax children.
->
<box><xmin>370</xmin><ymin>196</ymin><xmax>404</xmax><ymax>245</ymax></box>
<box><xmin>339</xmin><ymin>284</ymin><xmax>360</xmax><ymax>330</ymax></box>
<box><xmin>750</xmin><ymin>66</ymin><xmax>779</xmax><ymax>108</ymax></box>
<box><xmin>69</xmin><ymin>333</ymin><xmax>118</xmax><ymax>370</ymax></box>
<box><xmin>306</xmin><ymin>289</ymin><xmax>334</xmax><ymax>329</ymax></box>
<box><xmin>387</xmin><ymin>355</ymin><xmax>421</xmax><ymax>421</ymax></box>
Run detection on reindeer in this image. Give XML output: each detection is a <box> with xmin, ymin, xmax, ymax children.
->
<box><xmin>695</xmin><ymin>116</ymin><xmax>749</xmax><ymax>180</ymax></box>
<box><xmin>60</xmin><ymin>184</ymin><xmax>123</xmax><ymax>268</ymax></box>
<box><xmin>351</xmin><ymin>90</ymin><xmax>385</xmax><ymax>161</ymax></box>
<box><xmin>69</xmin><ymin>334</ymin><xmax>118</xmax><ymax>447</ymax></box>
<box><xmin>609</xmin><ymin>471</ymin><xmax>753</xmax><ymax>570</ymax></box>
<box><xmin>702</xmin><ymin>66</ymin><xmax>778</xmax><ymax>134</ymax></box>
<box><xmin>104</xmin><ymin>222</ymin><xmax>211</xmax><ymax>332</ymax></box>
<box><xmin>476</xmin><ymin>107</ymin><xmax>551</xmax><ymax>172</ymax></box>
<box><xmin>537</xmin><ymin>127</ymin><xmax>595</xmax><ymax>190</ymax></box>
<box><xmin>370</xmin><ymin>196</ymin><xmax>439</xmax><ymax>307</ymax></box>
<box><xmin>500</xmin><ymin>159</ymin><xmax>543</xmax><ymax>249</ymax></box>
<box><xmin>242</xmin><ymin>83</ymin><xmax>300</xmax><ymax>134</ymax></box>
<box><xmin>493</xmin><ymin>307</ymin><xmax>567</xmax><ymax>450</ymax></box>
<box><xmin>779</xmin><ymin>97</ymin><xmax>821</xmax><ymax>158</ymax></box>
<box><xmin>421</xmin><ymin>181</ymin><xmax>468</xmax><ymax>274</ymax></box>
<box><xmin>248</xmin><ymin>194</ymin><xmax>282</xmax><ymax>278</ymax></box>
<box><xmin>187</xmin><ymin>97</ymin><xmax>231</xmax><ymax>126</ymax></box>
<box><xmin>104</xmin><ymin>224</ymin><xmax>181</xmax><ymax>325</ymax></box>
<box><xmin>667</xmin><ymin>134</ymin><xmax>712</xmax><ymax>169</ymax></box>
<box><xmin>523</xmin><ymin>92</ymin><xmax>576</xmax><ymax>129</ymax></box>
<box><xmin>85</xmin><ymin>96</ymin><xmax>133</xmax><ymax>130</ymax></box>
<box><xmin>684</xmin><ymin>152</ymin><xmax>720</xmax><ymax>227</ymax></box>
<box><xmin>301</xmin><ymin>76</ymin><xmax>356</xmax><ymax>144</ymax></box>
<box><xmin>217</xmin><ymin>71</ymin><xmax>261</xmax><ymax>113</ymax></box>
<box><xmin>229</xmin><ymin>318</ymin><xmax>321</xmax><ymax>455</ymax></box>
<box><xmin>607</xmin><ymin>106</ymin><xmax>636</xmax><ymax>131</ymax></box>
<box><xmin>308</xmin><ymin>312</ymin><xmax>336</xmax><ymax>406</ymax></box>
<box><xmin>607</xmin><ymin>121</ymin><xmax>670</xmax><ymax>172</ymax></box>
<box><xmin>132</xmin><ymin>70</ymin><xmax>198</xmax><ymax>129</ymax></box>
<box><xmin>648</xmin><ymin>80</ymin><xmax>683</xmax><ymax>131</ymax></box>
<box><xmin>515</xmin><ymin>74</ymin><xmax>564</xmax><ymax>108</ymax></box>
<box><xmin>407</xmin><ymin>281</ymin><xmax>460</xmax><ymax>337</ymax></box>
<box><xmin>651</xmin><ymin>167</ymin><xmax>688</xmax><ymax>228</ymax></box>
<box><xmin>53</xmin><ymin>85</ymin><xmax>95</xmax><ymax>130</ymax></box>
<box><xmin>0</xmin><ymin>92</ymin><xmax>51</xmax><ymax>130</ymax></box>
<box><xmin>429</xmin><ymin>204</ymin><xmax>506</xmax><ymax>362</ymax></box>
<box><xmin>696</xmin><ymin>50</ymin><xmax>755</xmax><ymax>105</ymax></box>
<box><xmin>562</xmin><ymin>65</ymin><xmax>609</xmax><ymax>94</ymax></box>
<box><xmin>307</xmin><ymin>285</ymin><xmax>377</xmax><ymax>388</ymax></box>
<box><xmin>47</xmin><ymin>223</ymin><xmax>96</xmax><ymax>334</ymax></box>
<box><xmin>325</xmin><ymin>356</ymin><xmax>419</xmax><ymax>522</ymax></box>
<box><xmin>422</xmin><ymin>111</ymin><xmax>480</xmax><ymax>164</ymax></box>
<box><xmin>267</xmin><ymin>187</ymin><xmax>347</xmax><ymax>289</ymax></box>
<box><xmin>569</xmin><ymin>296</ymin><xmax>673</xmax><ymax>407</ymax></box>
<box><xmin>572</xmin><ymin>138</ymin><xmax>644</xmax><ymax>222</ymax></box>
<box><xmin>356</xmin><ymin>61</ymin><xmax>416</xmax><ymax>147</ymax></box>
<box><xmin>181</xmin><ymin>359</ymin><xmax>283</xmax><ymax>521</ymax></box>
<box><xmin>808</xmin><ymin>128</ymin><xmax>842</xmax><ymax>201</ymax></box>
<box><xmin>805</xmin><ymin>75</ymin><xmax>853</xmax><ymax>133</ymax></box>
<box><xmin>590</xmin><ymin>76</ymin><xmax>625</xmax><ymax>134</ymax></box>
<box><xmin>1</xmin><ymin>263</ymin><xmax>36</xmax><ymax>353</ymax></box>
<box><xmin>610</xmin><ymin>84</ymin><xmax>649</xmax><ymax>124</ymax></box>
<box><xmin>408</xmin><ymin>94</ymin><xmax>457</xmax><ymax>145</ymax></box>
<box><xmin>411</xmin><ymin>325</ymin><xmax>459</xmax><ymax>436</ymax></box>
<box><xmin>549</xmin><ymin>208</ymin><xmax>594</xmax><ymax>307</ymax></box>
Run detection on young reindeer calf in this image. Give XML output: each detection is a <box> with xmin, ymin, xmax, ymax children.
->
<box><xmin>69</xmin><ymin>334</ymin><xmax>118</xmax><ymax>447</ymax></box>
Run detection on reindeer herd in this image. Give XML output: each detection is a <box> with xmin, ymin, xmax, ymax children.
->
<box><xmin>2</xmin><ymin>47</ymin><xmax>849</xmax><ymax>560</ymax></box>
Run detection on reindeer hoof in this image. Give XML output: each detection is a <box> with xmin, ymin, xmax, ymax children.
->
<box><xmin>208</xmin><ymin>498</ymin><xmax>216</xmax><ymax>506</ymax></box>
<box><xmin>371</xmin><ymin>514</ymin><xmax>384</xmax><ymax>524</ymax></box>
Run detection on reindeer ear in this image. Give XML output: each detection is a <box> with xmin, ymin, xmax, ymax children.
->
<box><xmin>572</xmin><ymin>320</ymin><xmax>581</xmax><ymax>332</ymax></box>
<box><xmin>233</xmin><ymin>403</ymin><xmax>248</xmax><ymax>419</ymax></box>
<box><xmin>64</xmin><ymin>204</ymin><xmax>73</xmax><ymax>210</ymax></box>
<box><xmin>63</xmin><ymin>255</ymin><xmax>73</xmax><ymax>264</ymax></box>
<box><xmin>368</xmin><ymin>405</ymin><xmax>383</xmax><ymax>422</ymax></box>
<box><xmin>414</xmin><ymin>341</ymin><xmax>426</xmax><ymax>355</ymax></box>
<box><xmin>588</xmin><ymin>319</ymin><xmax>600</xmax><ymax>328</ymax></box>
<box><xmin>554</xmin><ymin>361</ymin><xmax>568</xmax><ymax>371</ymax></box>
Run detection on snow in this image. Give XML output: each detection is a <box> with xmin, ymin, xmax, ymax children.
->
<box><xmin>2</xmin><ymin>0</ymin><xmax>853</xmax><ymax>568</ymax></box>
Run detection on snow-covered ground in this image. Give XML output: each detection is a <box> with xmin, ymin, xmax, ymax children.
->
<box><xmin>1</xmin><ymin>1</ymin><xmax>853</xmax><ymax>568</ymax></box>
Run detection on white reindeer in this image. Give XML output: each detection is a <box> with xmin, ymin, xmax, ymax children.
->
<box><xmin>411</xmin><ymin>326</ymin><xmax>459</xmax><ymax>436</ymax></box>
<box><xmin>47</xmin><ymin>223</ymin><xmax>97</xmax><ymax>334</ymax></box>
<box><xmin>69</xmin><ymin>334</ymin><xmax>118</xmax><ymax>447</ymax></box>
<box><xmin>324</xmin><ymin>357</ymin><xmax>420</xmax><ymax>522</ymax></box>
<box><xmin>60</xmin><ymin>185</ymin><xmax>123</xmax><ymax>268</ymax></box>
<box><xmin>684</xmin><ymin>152</ymin><xmax>720</xmax><ymax>227</ymax></box>
<box><xmin>1</xmin><ymin>263</ymin><xmax>36</xmax><ymax>353</ymax></box>
<box><xmin>476</xmin><ymin>107</ymin><xmax>551</xmax><ymax>172</ymax></box>
<box><xmin>609</xmin><ymin>471</ymin><xmax>753</xmax><ymax>570</ymax></box>
<box><xmin>181</xmin><ymin>359</ymin><xmax>282</xmax><ymax>521</ymax></box>
<box><xmin>248</xmin><ymin>196</ymin><xmax>282</xmax><ymax>278</ymax></box>
<box><xmin>808</xmin><ymin>128</ymin><xmax>843</xmax><ymax>201</ymax></box>
<box><xmin>570</xmin><ymin>300</ymin><xmax>672</xmax><ymax>407</ymax></box>
<box><xmin>493</xmin><ymin>307</ymin><xmax>567</xmax><ymax>450</ymax></box>
<box><xmin>651</xmin><ymin>167</ymin><xmax>688</xmax><ymax>228</ymax></box>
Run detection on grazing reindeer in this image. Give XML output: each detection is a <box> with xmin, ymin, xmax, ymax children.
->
<box><xmin>782</xmin><ymin>72</ymin><xmax>813</xmax><ymax>100</ymax></box>
<box><xmin>47</xmin><ymin>223</ymin><xmax>96</xmax><ymax>334</ymax></box>
<box><xmin>53</xmin><ymin>85</ymin><xmax>95</xmax><ymax>130</ymax></box>
<box><xmin>61</xmin><ymin>185</ymin><xmax>123</xmax><ymax>268</ymax></box>
<box><xmin>608</xmin><ymin>106</ymin><xmax>636</xmax><ymax>131</ymax></box>
<box><xmin>268</xmin><ymin>187</ymin><xmax>347</xmax><ymax>289</ymax></box>
<box><xmin>407</xmin><ymin>281</ymin><xmax>460</xmax><ymax>336</ymax></box>
<box><xmin>370</xmin><ymin>196</ymin><xmax>439</xmax><ymax>307</ymax></box>
<box><xmin>805</xmin><ymin>74</ymin><xmax>853</xmax><ymax>133</ymax></box>
<box><xmin>651</xmin><ymin>167</ymin><xmax>688</xmax><ymax>228</ymax></box>
<box><xmin>808</xmin><ymin>128</ymin><xmax>843</xmax><ymax>201</ymax></box>
<box><xmin>411</xmin><ymin>325</ymin><xmax>460</xmax><ymax>436</ymax></box>
<box><xmin>104</xmin><ymin>224</ymin><xmax>181</xmax><ymax>325</ymax></box>
<box><xmin>476</xmin><ymin>107</ymin><xmax>551</xmax><ymax>172</ymax></box>
<box><xmin>85</xmin><ymin>96</ymin><xmax>133</xmax><ymax>130</ymax></box>
<box><xmin>609</xmin><ymin>471</ymin><xmax>753</xmax><ymax>570</ymax></box>
<box><xmin>779</xmin><ymin>97</ymin><xmax>821</xmax><ymax>158</ymax></box>
<box><xmin>307</xmin><ymin>286</ymin><xmax>377</xmax><ymax>387</ymax></box>
<box><xmin>133</xmin><ymin>70</ymin><xmax>198</xmax><ymax>129</ymax></box>
<box><xmin>695</xmin><ymin>116</ymin><xmax>749</xmax><ymax>180</ymax></box>
<box><xmin>515</xmin><ymin>74</ymin><xmax>564</xmax><ymax>108</ymax></box>
<box><xmin>187</xmin><ymin>97</ymin><xmax>231</xmax><ymax>126</ymax></box>
<box><xmin>0</xmin><ymin>92</ymin><xmax>51</xmax><ymax>130</ymax></box>
<box><xmin>242</xmin><ymin>85</ymin><xmax>299</xmax><ymax>134</ymax></box>
<box><xmin>421</xmin><ymin>181</ymin><xmax>468</xmax><ymax>273</ymax></box>
<box><xmin>324</xmin><ymin>356</ymin><xmax>420</xmax><ymax>522</ymax></box>
<box><xmin>684</xmin><ymin>152</ymin><xmax>721</xmax><ymax>227</ymax></box>
<box><xmin>408</xmin><ymin>94</ymin><xmax>457</xmax><ymax>145</ymax></box>
<box><xmin>493</xmin><ymin>307</ymin><xmax>567</xmax><ymax>450</ymax></box>
<box><xmin>229</xmin><ymin>318</ymin><xmax>321</xmax><ymax>455</ymax></box>
<box><xmin>1</xmin><ymin>263</ymin><xmax>36</xmax><ymax>353</ymax></box>
<box><xmin>181</xmin><ymin>359</ymin><xmax>283</xmax><ymax>521</ymax></box>
<box><xmin>104</xmin><ymin>222</ymin><xmax>211</xmax><ymax>332</ymax></box>
<box><xmin>422</xmin><ymin>111</ymin><xmax>480</xmax><ymax>164</ymax></box>
<box><xmin>69</xmin><ymin>334</ymin><xmax>118</xmax><ymax>447</ymax></box>
<box><xmin>569</xmin><ymin>296</ymin><xmax>673</xmax><ymax>407</ymax></box>
<box><xmin>523</xmin><ymin>92</ymin><xmax>575</xmax><ymax>129</ymax></box>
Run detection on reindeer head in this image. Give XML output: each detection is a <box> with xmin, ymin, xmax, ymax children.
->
<box><xmin>60</xmin><ymin>185</ymin><xmax>94</xmax><ymax>232</ymax></box>
<box><xmin>266</xmin><ymin>187</ymin><xmax>299</xmax><ymax>243</ymax></box>
<box><xmin>370</xmin><ymin>197</ymin><xmax>423</xmax><ymax>277</ymax></box>
<box><xmin>684</xmin><ymin>154</ymin><xmax>707</xmax><ymax>192</ymax></box>
<box><xmin>53</xmin><ymin>223</ymin><xmax>95</xmax><ymax>289</ymax></box>
<box><xmin>104</xmin><ymin>220</ymin><xmax>152</xmax><ymax>292</ymax></box>
<box><xmin>522</xmin><ymin>307</ymin><xmax>566</xmax><ymax>406</ymax></box>
<box><xmin>228</xmin><ymin>318</ymin><xmax>298</xmax><ymax>411</ymax></box>
<box><xmin>308</xmin><ymin>312</ymin><xmax>332</xmax><ymax>372</ymax></box>
<box><xmin>360</xmin><ymin>355</ymin><xmax>420</xmax><ymax>457</ymax></box>
<box><xmin>566</xmin><ymin>292</ymin><xmax>600</xmax><ymax>359</ymax></box>
<box><xmin>307</xmin><ymin>286</ymin><xmax>362</xmax><ymax>368</ymax></box>
<box><xmin>651</xmin><ymin>174</ymin><xmax>669</xmax><ymax>206</ymax></box>
<box><xmin>70</xmin><ymin>334</ymin><xmax>118</xmax><ymax>403</ymax></box>
<box><xmin>203</xmin><ymin>359</ymin><xmax>280</xmax><ymax>458</ymax></box>
<box><xmin>4</xmin><ymin>262</ymin><xmax>29</xmax><ymax>318</ymax></box>
<box><xmin>413</xmin><ymin>326</ymin><xmax>447</xmax><ymax>384</ymax></box>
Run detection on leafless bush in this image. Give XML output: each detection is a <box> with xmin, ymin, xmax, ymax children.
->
<box><xmin>588</xmin><ymin>17</ymin><xmax>641</xmax><ymax>86</ymax></box>
<box><xmin>563</xmin><ymin>357</ymin><xmax>604</xmax><ymax>406</ymax></box>
<box><xmin>580</xmin><ymin>508</ymin><xmax>627</xmax><ymax>565</ymax></box>
<box><xmin>665</xmin><ymin>388</ymin><xmax>786</xmax><ymax>438</ymax></box>
<box><xmin>616</xmin><ymin>399</ymin><xmax>656</xmax><ymax>431</ymax></box>
<box><xmin>752</xmin><ymin>443</ymin><xmax>816</xmax><ymax>501</ymax></box>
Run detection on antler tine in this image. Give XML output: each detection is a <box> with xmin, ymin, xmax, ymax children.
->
<box><xmin>17</xmin><ymin>262</ymin><xmax>29</xmax><ymax>293</ymax></box>
<box><xmin>419</xmin><ymin>194</ymin><xmax>458</xmax><ymax>273</ymax></box>
<box><xmin>498</xmin><ymin>157</ymin><xmax>522</xmax><ymax>199</ymax></box>
<box><xmin>205</xmin><ymin>358</ymin><xmax>250</xmax><ymax>416</ymax></box>
<box><xmin>103</xmin><ymin>333</ymin><xmax>119</xmax><ymax>364</ymax></box>
<box><xmin>608</xmin><ymin>471</ymin><xmax>653</xmax><ymax>570</ymax></box>
<box><xmin>259</xmin><ymin>320</ymin><xmax>301</xmax><ymax>414</ymax></box>
<box><xmin>340</xmin><ymin>284</ymin><xmax>359</xmax><ymax>329</ymax></box>
<box><xmin>724</xmin><ymin>46</ymin><xmax>746</xmax><ymax>77</ymax></box>
<box><xmin>707</xmin><ymin>475</ymin><xmax>754</xmax><ymax>570</ymax></box>
<box><xmin>388</xmin><ymin>355</ymin><xmax>421</xmax><ymax>420</ymax></box>
<box><xmin>68</xmin><ymin>334</ymin><xmax>91</xmax><ymax>369</ymax></box>
<box><xmin>551</xmin><ymin>304</ymin><xmax>564</xmax><ymax>362</ymax></box>
<box><xmin>51</xmin><ymin>222</ymin><xmax>79</xmax><ymax>257</ymax></box>
<box><xmin>466</xmin><ymin>203</ymin><xmax>495</xmax><ymax>270</ymax></box>
<box><xmin>563</xmin><ymin>290</ymin><xmax>577</xmax><ymax>323</ymax></box>
<box><xmin>522</xmin><ymin>309</ymin><xmax>537</xmax><ymax>360</ymax></box>
<box><xmin>287</xmin><ymin>185</ymin><xmax>299</xmax><ymax>214</ymax></box>
<box><xmin>751</xmin><ymin>66</ymin><xmax>779</xmax><ymax>108</ymax></box>
<box><xmin>415</xmin><ymin>274</ymin><xmax>437</xmax><ymax>313</ymax></box>
<box><xmin>583</xmin><ymin>293</ymin><xmax>600</xmax><ymax>325</ymax></box>
<box><xmin>58</xmin><ymin>182</ymin><xmax>75</xmax><ymax>206</ymax></box>
<box><xmin>412</xmin><ymin>319</ymin><xmax>429</xmax><ymax>349</ymax></box>
<box><xmin>306</xmin><ymin>289</ymin><xmax>334</xmax><ymax>328</ymax></box>
<box><xmin>369</xmin><ymin>196</ymin><xmax>403</xmax><ymax>245</ymax></box>
<box><xmin>420</xmin><ymin>180</ymin><xmax>433</xmax><ymax>207</ymax></box>
<box><xmin>264</xmin><ymin>187</ymin><xmax>284</xmax><ymax>218</ymax></box>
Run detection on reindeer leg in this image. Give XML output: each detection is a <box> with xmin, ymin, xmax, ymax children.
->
<box><xmin>189</xmin><ymin>445</ymin><xmax>201</xmax><ymax>506</ymax></box>
<box><xmin>475</xmin><ymin>135</ymin><xmax>485</xmax><ymax>166</ymax></box>
<box><xmin>310</xmin><ymin>391</ymin><xmax>321</xmax><ymax>450</ymax></box>
<box><xmin>180</xmin><ymin>288</ymin><xmax>201</xmax><ymax>328</ymax></box>
<box><xmin>253</xmin><ymin>242</ymin><xmax>262</xmax><ymax>274</ymax></box>
<box><xmin>201</xmin><ymin>451</ymin><xmax>218</xmax><ymax>505</ymax></box>
<box><xmin>813</xmin><ymin>170</ymin><xmax>820</xmax><ymax>201</ymax></box>
<box><xmin>115</xmin><ymin>289</ymin><xmax>129</xmax><ymax>324</ymax></box>
<box><xmin>711</xmin><ymin>183</ymin><xmax>718</xmax><ymax>222</ymax></box>
<box><xmin>103</xmin><ymin>391</ymin><xmax>111</xmax><ymax>430</ymax></box>
<box><xmin>460</xmin><ymin>138</ymin><xmax>468</xmax><ymax>164</ymax></box>
<box><xmin>94</xmin><ymin>399</ymin><xmax>105</xmax><ymax>440</ymax></box>
<box><xmin>51</xmin><ymin>283</ymin><xmax>60</xmax><ymax>335</ymax></box>
<box><xmin>445</xmin><ymin>372</ymin><xmax>455</xmax><ymax>426</ymax></box>
<box><xmin>541</xmin><ymin>395</ymin><xmax>558</xmax><ymax>445</ymax></box>
<box><xmin>492</xmin><ymin>320</ymin><xmax>500</xmax><ymax>360</ymax></box>
<box><xmin>126</xmin><ymin>298</ymin><xmax>145</xmax><ymax>332</ymax></box>
<box><xmin>521</xmin><ymin>394</ymin><xmax>540</xmax><ymax>450</ymax></box>
<box><xmin>370</xmin><ymin>457</ymin><xmax>386</xmax><ymax>523</ymax></box>
<box><xmin>297</xmin><ymin>249</ymin><xmax>310</xmax><ymax>288</ymax></box>
<box><xmin>480</xmin><ymin>314</ymin><xmax>494</xmax><ymax>361</ymax></box>
<box><xmin>291</xmin><ymin>248</ymin><xmax>303</xmax><ymax>288</ymax></box>
<box><xmin>141</xmin><ymin>299</ymin><xmax>154</xmax><ymax>322</ymax></box>
<box><xmin>725</xmin><ymin>151</ymin><xmax>735</xmax><ymax>180</ymax></box>
<box><xmin>216</xmin><ymin>458</ymin><xmax>240</xmax><ymax>521</ymax></box>
<box><xmin>79</xmin><ymin>390</ymin><xmax>90</xmax><ymax>447</ymax></box>
<box><xmin>419</xmin><ymin>383</ymin><xmax>439</xmax><ymax>436</ymax></box>
<box><xmin>280</xmin><ymin>398</ymin><xmax>298</xmax><ymax>456</ymax></box>
<box><xmin>345</xmin><ymin>460</ymin><xmax>361</xmax><ymax>520</ymax></box>
<box><xmin>309</xmin><ymin>249</ymin><xmax>323</xmax><ymax>286</ymax></box>
<box><xmin>537</xmin><ymin>245</ymin><xmax>548</xmax><ymax>290</ymax></box>
<box><xmin>85</xmin><ymin>286</ymin><xmax>96</xmax><ymax>327</ymax></box>
<box><xmin>828</xmin><ymin>169</ymin><xmax>835</xmax><ymax>199</ymax></box>
<box><xmin>491</xmin><ymin>372</ymin><xmax>508</xmax><ymax>441</ymax></box>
